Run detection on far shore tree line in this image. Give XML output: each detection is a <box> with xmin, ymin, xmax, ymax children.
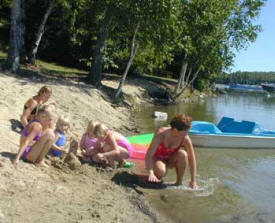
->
<box><xmin>216</xmin><ymin>71</ymin><xmax>275</xmax><ymax>85</ymax></box>
<box><xmin>0</xmin><ymin>0</ymin><xmax>265</xmax><ymax>99</ymax></box>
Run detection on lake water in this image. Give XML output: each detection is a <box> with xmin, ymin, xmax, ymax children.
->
<box><xmin>133</xmin><ymin>92</ymin><xmax>275</xmax><ymax>223</ymax></box>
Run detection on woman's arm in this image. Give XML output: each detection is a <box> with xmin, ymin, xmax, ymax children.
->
<box><xmin>145</xmin><ymin>129</ymin><xmax>163</xmax><ymax>182</ymax></box>
<box><xmin>183</xmin><ymin>135</ymin><xmax>197</xmax><ymax>188</ymax></box>
<box><xmin>13</xmin><ymin>124</ymin><xmax>41</xmax><ymax>165</ymax></box>
<box><xmin>20</xmin><ymin>100</ymin><xmax>37</xmax><ymax>127</ymax></box>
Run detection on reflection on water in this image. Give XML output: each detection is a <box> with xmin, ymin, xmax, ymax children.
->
<box><xmin>134</xmin><ymin>92</ymin><xmax>275</xmax><ymax>223</ymax></box>
<box><xmin>134</xmin><ymin>92</ymin><xmax>275</xmax><ymax>132</ymax></box>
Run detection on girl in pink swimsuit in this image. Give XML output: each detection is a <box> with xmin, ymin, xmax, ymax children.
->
<box><xmin>146</xmin><ymin>114</ymin><xmax>197</xmax><ymax>188</ymax></box>
<box><xmin>80</xmin><ymin>120</ymin><xmax>100</xmax><ymax>162</ymax></box>
<box><xmin>92</xmin><ymin>123</ymin><xmax>133</xmax><ymax>168</ymax></box>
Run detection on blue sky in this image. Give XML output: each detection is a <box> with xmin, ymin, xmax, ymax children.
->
<box><xmin>231</xmin><ymin>0</ymin><xmax>275</xmax><ymax>72</ymax></box>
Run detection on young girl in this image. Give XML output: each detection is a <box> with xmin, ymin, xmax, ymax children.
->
<box><xmin>51</xmin><ymin>116</ymin><xmax>71</xmax><ymax>157</ymax></box>
<box><xmin>93</xmin><ymin>123</ymin><xmax>134</xmax><ymax>168</ymax></box>
<box><xmin>21</xmin><ymin>86</ymin><xmax>53</xmax><ymax>127</ymax></box>
<box><xmin>80</xmin><ymin>120</ymin><xmax>100</xmax><ymax>162</ymax></box>
<box><xmin>13</xmin><ymin>106</ymin><xmax>55</xmax><ymax>166</ymax></box>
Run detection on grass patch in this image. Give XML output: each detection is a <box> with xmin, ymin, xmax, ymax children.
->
<box><xmin>138</xmin><ymin>73</ymin><xmax>177</xmax><ymax>86</ymax></box>
<box><xmin>0</xmin><ymin>50</ymin><xmax>7</xmax><ymax>59</ymax></box>
<box><xmin>0</xmin><ymin>49</ymin><xmax>88</xmax><ymax>79</ymax></box>
<box><xmin>36</xmin><ymin>60</ymin><xmax>88</xmax><ymax>76</ymax></box>
<box><xmin>0</xmin><ymin>50</ymin><xmax>7</xmax><ymax>68</ymax></box>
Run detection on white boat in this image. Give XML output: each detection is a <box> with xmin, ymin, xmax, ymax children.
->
<box><xmin>261</xmin><ymin>83</ymin><xmax>275</xmax><ymax>93</ymax></box>
<box><xmin>153</xmin><ymin>111</ymin><xmax>168</xmax><ymax>120</ymax></box>
<box><xmin>189</xmin><ymin>117</ymin><xmax>275</xmax><ymax>149</ymax></box>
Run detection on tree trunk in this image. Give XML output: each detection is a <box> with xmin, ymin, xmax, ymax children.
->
<box><xmin>174</xmin><ymin>60</ymin><xmax>187</xmax><ymax>94</ymax></box>
<box><xmin>19</xmin><ymin>0</ymin><xmax>26</xmax><ymax>63</ymax></box>
<box><xmin>115</xmin><ymin>26</ymin><xmax>139</xmax><ymax>100</ymax></box>
<box><xmin>6</xmin><ymin>0</ymin><xmax>23</xmax><ymax>72</ymax></box>
<box><xmin>179</xmin><ymin>63</ymin><xmax>187</xmax><ymax>89</ymax></box>
<box><xmin>89</xmin><ymin>11</ymin><xmax>112</xmax><ymax>86</ymax></box>
<box><xmin>27</xmin><ymin>0</ymin><xmax>55</xmax><ymax>65</ymax></box>
<box><xmin>172</xmin><ymin>67</ymin><xmax>200</xmax><ymax>100</ymax></box>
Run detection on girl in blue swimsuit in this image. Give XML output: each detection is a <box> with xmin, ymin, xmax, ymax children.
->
<box><xmin>51</xmin><ymin>115</ymin><xmax>71</xmax><ymax>157</ymax></box>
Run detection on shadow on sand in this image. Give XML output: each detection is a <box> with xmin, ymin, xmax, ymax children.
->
<box><xmin>9</xmin><ymin>119</ymin><xmax>23</xmax><ymax>134</ymax></box>
<box><xmin>111</xmin><ymin>171</ymin><xmax>168</xmax><ymax>194</ymax></box>
<box><xmin>0</xmin><ymin>151</ymin><xmax>16</xmax><ymax>163</ymax></box>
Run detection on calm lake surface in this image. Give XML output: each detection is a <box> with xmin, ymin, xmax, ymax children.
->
<box><xmin>133</xmin><ymin>92</ymin><xmax>275</xmax><ymax>223</ymax></box>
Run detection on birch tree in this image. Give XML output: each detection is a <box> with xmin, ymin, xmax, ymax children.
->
<box><xmin>27</xmin><ymin>0</ymin><xmax>55</xmax><ymax>64</ymax></box>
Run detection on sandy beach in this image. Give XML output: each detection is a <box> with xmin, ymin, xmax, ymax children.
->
<box><xmin>0</xmin><ymin>71</ymin><xmax>171</xmax><ymax>223</ymax></box>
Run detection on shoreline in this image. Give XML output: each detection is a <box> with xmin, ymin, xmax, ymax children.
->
<box><xmin>0</xmin><ymin>71</ymin><xmax>172</xmax><ymax>223</ymax></box>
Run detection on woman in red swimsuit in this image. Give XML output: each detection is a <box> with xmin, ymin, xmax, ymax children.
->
<box><xmin>146</xmin><ymin>114</ymin><xmax>197</xmax><ymax>188</ymax></box>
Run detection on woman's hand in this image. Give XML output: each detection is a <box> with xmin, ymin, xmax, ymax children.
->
<box><xmin>148</xmin><ymin>171</ymin><xmax>161</xmax><ymax>183</ymax></box>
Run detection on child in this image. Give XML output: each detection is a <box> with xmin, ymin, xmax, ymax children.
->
<box><xmin>51</xmin><ymin>115</ymin><xmax>71</xmax><ymax>157</ymax></box>
<box><xmin>93</xmin><ymin>123</ymin><xmax>134</xmax><ymax>169</ymax></box>
<box><xmin>80</xmin><ymin>120</ymin><xmax>100</xmax><ymax>162</ymax></box>
<box><xmin>13</xmin><ymin>106</ymin><xmax>55</xmax><ymax>166</ymax></box>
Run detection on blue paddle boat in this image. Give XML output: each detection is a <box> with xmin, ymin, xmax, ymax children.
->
<box><xmin>189</xmin><ymin>117</ymin><xmax>275</xmax><ymax>148</ymax></box>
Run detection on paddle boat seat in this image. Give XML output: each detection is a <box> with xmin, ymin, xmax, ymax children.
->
<box><xmin>217</xmin><ymin>117</ymin><xmax>257</xmax><ymax>134</ymax></box>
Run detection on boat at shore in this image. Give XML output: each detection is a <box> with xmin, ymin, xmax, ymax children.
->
<box><xmin>190</xmin><ymin>117</ymin><xmax>275</xmax><ymax>148</ymax></box>
<box><xmin>215</xmin><ymin>84</ymin><xmax>265</xmax><ymax>93</ymax></box>
<box><xmin>128</xmin><ymin>117</ymin><xmax>275</xmax><ymax>159</ymax></box>
<box><xmin>228</xmin><ymin>84</ymin><xmax>264</xmax><ymax>92</ymax></box>
<box><xmin>261</xmin><ymin>83</ymin><xmax>275</xmax><ymax>93</ymax></box>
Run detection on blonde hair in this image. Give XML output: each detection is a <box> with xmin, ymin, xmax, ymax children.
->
<box><xmin>36</xmin><ymin>105</ymin><xmax>54</xmax><ymax>119</ymax></box>
<box><xmin>38</xmin><ymin>86</ymin><xmax>52</xmax><ymax>96</ymax></box>
<box><xmin>93</xmin><ymin>123</ymin><xmax>107</xmax><ymax>138</ymax></box>
<box><xmin>86</xmin><ymin>120</ymin><xmax>99</xmax><ymax>133</ymax></box>
<box><xmin>57</xmin><ymin>115</ymin><xmax>71</xmax><ymax>130</ymax></box>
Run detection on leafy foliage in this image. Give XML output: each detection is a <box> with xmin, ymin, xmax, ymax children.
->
<box><xmin>216</xmin><ymin>71</ymin><xmax>275</xmax><ymax>84</ymax></box>
<box><xmin>1</xmin><ymin>0</ymin><xmax>267</xmax><ymax>90</ymax></box>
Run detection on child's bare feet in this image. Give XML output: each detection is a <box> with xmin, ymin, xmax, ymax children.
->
<box><xmin>118</xmin><ymin>159</ymin><xmax>126</xmax><ymax>168</ymax></box>
<box><xmin>82</xmin><ymin>156</ymin><xmax>91</xmax><ymax>162</ymax></box>
<box><xmin>36</xmin><ymin>160</ymin><xmax>49</xmax><ymax>168</ymax></box>
<box><xmin>107</xmin><ymin>158</ymin><xmax>115</xmax><ymax>169</ymax></box>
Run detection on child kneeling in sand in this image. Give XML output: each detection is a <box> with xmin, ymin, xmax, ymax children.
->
<box><xmin>80</xmin><ymin>120</ymin><xmax>100</xmax><ymax>162</ymax></box>
<box><xmin>13</xmin><ymin>106</ymin><xmax>55</xmax><ymax>166</ymax></box>
<box><xmin>92</xmin><ymin>123</ymin><xmax>133</xmax><ymax>168</ymax></box>
<box><xmin>51</xmin><ymin>115</ymin><xmax>71</xmax><ymax>157</ymax></box>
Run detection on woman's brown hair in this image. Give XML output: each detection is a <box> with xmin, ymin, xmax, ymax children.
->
<box><xmin>170</xmin><ymin>114</ymin><xmax>192</xmax><ymax>131</ymax></box>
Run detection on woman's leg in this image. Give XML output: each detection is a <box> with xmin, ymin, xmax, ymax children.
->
<box><xmin>168</xmin><ymin>150</ymin><xmax>188</xmax><ymax>185</ymax></box>
<box><xmin>153</xmin><ymin>159</ymin><xmax>167</xmax><ymax>180</ymax></box>
<box><xmin>25</xmin><ymin>129</ymin><xmax>55</xmax><ymax>165</ymax></box>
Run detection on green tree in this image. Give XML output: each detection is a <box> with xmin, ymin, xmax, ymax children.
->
<box><xmin>114</xmin><ymin>0</ymin><xmax>179</xmax><ymax>99</ymax></box>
